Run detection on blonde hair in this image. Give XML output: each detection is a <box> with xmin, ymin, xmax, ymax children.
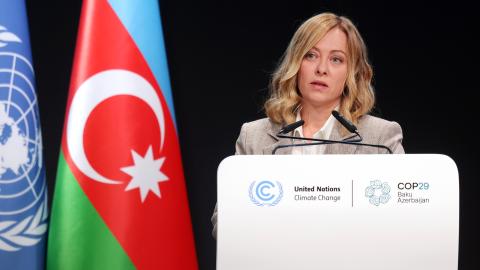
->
<box><xmin>264</xmin><ymin>13</ymin><xmax>374</xmax><ymax>126</ymax></box>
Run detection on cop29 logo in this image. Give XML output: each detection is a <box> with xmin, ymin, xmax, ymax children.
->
<box><xmin>249</xmin><ymin>180</ymin><xmax>283</xmax><ymax>207</ymax></box>
<box><xmin>365</xmin><ymin>180</ymin><xmax>391</xmax><ymax>206</ymax></box>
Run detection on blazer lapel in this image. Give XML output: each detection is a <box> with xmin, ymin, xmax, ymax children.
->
<box><xmin>262</xmin><ymin>124</ymin><xmax>293</xmax><ymax>155</ymax></box>
<box><xmin>324</xmin><ymin>122</ymin><xmax>358</xmax><ymax>155</ymax></box>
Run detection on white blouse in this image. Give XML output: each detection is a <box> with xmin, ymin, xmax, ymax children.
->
<box><xmin>291</xmin><ymin>110</ymin><xmax>336</xmax><ymax>155</ymax></box>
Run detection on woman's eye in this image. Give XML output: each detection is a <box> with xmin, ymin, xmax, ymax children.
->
<box><xmin>331</xmin><ymin>56</ymin><xmax>344</xmax><ymax>64</ymax></box>
<box><xmin>305</xmin><ymin>52</ymin><xmax>316</xmax><ymax>60</ymax></box>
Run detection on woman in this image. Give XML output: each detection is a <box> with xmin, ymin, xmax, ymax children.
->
<box><xmin>212</xmin><ymin>12</ymin><xmax>404</xmax><ymax>237</ymax></box>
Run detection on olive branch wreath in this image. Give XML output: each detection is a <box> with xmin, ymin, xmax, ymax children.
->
<box><xmin>0</xmin><ymin>197</ymin><xmax>48</xmax><ymax>251</ymax></box>
<box><xmin>249</xmin><ymin>181</ymin><xmax>283</xmax><ymax>206</ymax></box>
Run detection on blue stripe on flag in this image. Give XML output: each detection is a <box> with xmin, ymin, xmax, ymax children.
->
<box><xmin>107</xmin><ymin>0</ymin><xmax>177</xmax><ymax>127</ymax></box>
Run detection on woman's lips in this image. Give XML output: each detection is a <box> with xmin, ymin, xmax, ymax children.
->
<box><xmin>310</xmin><ymin>81</ymin><xmax>328</xmax><ymax>90</ymax></box>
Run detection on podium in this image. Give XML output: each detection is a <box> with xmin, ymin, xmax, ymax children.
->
<box><xmin>216</xmin><ymin>154</ymin><xmax>459</xmax><ymax>270</ymax></box>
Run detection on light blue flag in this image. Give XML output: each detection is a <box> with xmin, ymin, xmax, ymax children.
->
<box><xmin>0</xmin><ymin>0</ymin><xmax>48</xmax><ymax>269</ymax></box>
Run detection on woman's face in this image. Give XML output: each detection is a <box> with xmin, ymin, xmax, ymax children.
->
<box><xmin>297</xmin><ymin>27</ymin><xmax>348</xmax><ymax>110</ymax></box>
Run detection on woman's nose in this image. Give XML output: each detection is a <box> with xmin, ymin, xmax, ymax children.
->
<box><xmin>315</xmin><ymin>59</ymin><xmax>328</xmax><ymax>75</ymax></box>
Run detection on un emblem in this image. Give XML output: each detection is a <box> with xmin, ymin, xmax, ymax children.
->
<box><xmin>0</xmin><ymin>26</ymin><xmax>47</xmax><ymax>252</ymax></box>
<box><xmin>365</xmin><ymin>180</ymin><xmax>391</xmax><ymax>206</ymax></box>
<box><xmin>249</xmin><ymin>180</ymin><xmax>283</xmax><ymax>206</ymax></box>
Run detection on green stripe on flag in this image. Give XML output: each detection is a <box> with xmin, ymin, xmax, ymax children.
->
<box><xmin>47</xmin><ymin>151</ymin><xmax>135</xmax><ymax>270</ymax></box>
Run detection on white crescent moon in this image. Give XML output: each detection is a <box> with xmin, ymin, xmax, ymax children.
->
<box><xmin>66</xmin><ymin>69</ymin><xmax>165</xmax><ymax>185</ymax></box>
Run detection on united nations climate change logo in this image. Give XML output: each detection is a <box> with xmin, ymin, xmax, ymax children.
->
<box><xmin>249</xmin><ymin>180</ymin><xmax>283</xmax><ymax>206</ymax></box>
<box><xmin>365</xmin><ymin>180</ymin><xmax>391</xmax><ymax>206</ymax></box>
<box><xmin>0</xmin><ymin>26</ymin><xmax>47</xmax><ymax>252</ymax></box>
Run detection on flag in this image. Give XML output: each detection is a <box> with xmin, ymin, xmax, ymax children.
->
<box><xmin>46</xmin><ymin>0</ymin><xmax>198</xmax><ymax>269</ymax></box>
<box><xmin>0</xmin><ymin>0</ymin><xmax>48</xmax><ymax>269</ymax></box>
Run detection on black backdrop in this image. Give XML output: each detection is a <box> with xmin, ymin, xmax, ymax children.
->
<box><xmin>25</xmin><ymin>0</ymin><xmax>478</xmax><ymax>269</ymax></box>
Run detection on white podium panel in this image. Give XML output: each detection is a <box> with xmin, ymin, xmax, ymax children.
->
<box><xmin>216</xmin><ymin>154</ymin><xmax>458</xmax><ymax>270</ymax></box>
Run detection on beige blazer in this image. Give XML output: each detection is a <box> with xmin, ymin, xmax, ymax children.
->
<box><xmin>212</xmin><ymin>115</ymin><xmax>405</xmax><ymax>237</ymax></box>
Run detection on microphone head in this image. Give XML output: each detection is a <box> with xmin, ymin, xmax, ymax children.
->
<box><xmin>331</xmin><ymin>110</ymin><xmax>358</xmax><ymax>133</ymax></box>
<box><xmin>278</xmin><ymin>120</ymin><xmax>304</xmax><ymax>134</ymax></box>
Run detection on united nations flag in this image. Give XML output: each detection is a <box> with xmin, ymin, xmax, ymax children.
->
<box><xmin>0</xmin><ymin>1</ymin><xmax>48</xmax><ymax>269</ymax></box>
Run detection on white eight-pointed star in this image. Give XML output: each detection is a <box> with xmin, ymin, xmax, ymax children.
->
<box><xmin>121</xmin><ymin>145</ymin><xmax>168</xmax><ymax>202</ymax></box>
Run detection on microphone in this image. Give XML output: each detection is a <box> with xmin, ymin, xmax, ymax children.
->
<box><xmin>278</xmin><ymin>120</ymin><xmax>305</xmax><ymax>134</ymax></box>
<box><xmin>331</xmin><ymin>110</ymin><xmax>361</xmax><ymax>141</ymax></box>
<box><xmin>272</xmin><ymin>111</ymin><xmax>392</xmax><ymax>154</ymax></box>
<box><xmin>331</xmin><ymin>110</ymin><xmax>357</xmax><ymax>133</ymax></box>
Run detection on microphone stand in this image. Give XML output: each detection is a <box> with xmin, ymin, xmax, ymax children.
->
<box><xmin>272</xmin><ymin>133</ymin><xmax>392</xmax><ymax>154</ymax></box>
<box><xmin>272</xmin><ymin>111</ymin><xmax>393</xmax><ymax>154</ymax></box>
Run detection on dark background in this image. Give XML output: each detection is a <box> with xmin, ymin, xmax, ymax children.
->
<box><xmin>26</xmin><ymin>0</ymin><xmax>478</xmax><ymax>269</ymax></box>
